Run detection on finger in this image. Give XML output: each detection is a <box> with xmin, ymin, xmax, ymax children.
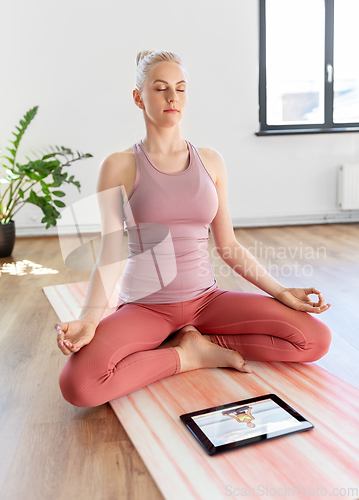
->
<box><xmin>63</xmin><ymin>339</ymin><xmax>74</xmax><ymax>350</ymax></box>
<box><xmin>315</xmin><ymin>294</ymin><xmax>328</xmax><ymax>310</ymax></box>
<box><xmin>57</xmin><ymin>324</ymin><xmax>77</xmax><ymax>350</ymax></box>
<box><xmin>55</xmin><ymin>322</ymin><xmax>68</xmax><ymax>334</ymax></box>
<box><xmin>67</xmin><ymin>341</ymin><xmax>81</xmax><ymax>352</ymax></box>
<box><xmin>72</xmin><ymin>343</ymin><xmax>82</xmax><ymax>352</ymax></box>
<box><xmin>66</xmin><ymin>338</ymin><xmax>84</xmax><ymax>352</ymax></box>
<box><xmin>318</xmin><ymin>302</ymin><xmax>331</xmax><ymax>312</ymax></box>
<box><xmin>55</xmin><ymin>322</ymin><xmax>69</xmax><ymax>342</ymax></box>
<box><xmin>305</xmin><ymin>287</ymin><xmax>321</xmax><ymax>296</ymax></box>
<box><xmin>57</xmin><ymin>339</ymin><xmax>72</xmax><ymax>356</ymax></box>
<box><xmin>304</xmin><ymin>303</ymin><xmax>331</xmax><ymax>314</ymax></box>
<box><xmin>56</xmin><ymin>323</ymin><xmax>65</xmax><ymax>345</ymax></box>
<box><xmin>304</xmin><ymin>306</ymin><xmax>322</xmax><ymax>313</ymax></box>
<box><xmin>55</xmin><ymin>324</ymin><xmax>74</xmax><ymax>355</ymax></box>
<box><xmin>63</xmin><ymin>338</ymin><xmax>83</xmax><ymax>353</ymax></box>
<box><xmin>56</xmin><ymin>328</ymin><xmax>74</xmax><ymax>353</ymax></box>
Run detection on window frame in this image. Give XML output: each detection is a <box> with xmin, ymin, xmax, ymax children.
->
<box><xmin>257</xmin><ymin>0</ymin><xmax>359</xmax><ymax>136</ymax></box>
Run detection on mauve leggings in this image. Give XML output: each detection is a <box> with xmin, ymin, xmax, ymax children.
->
<box><xmin>59</xmin><ymin>288</ymin><xmax>332</xmax><ymax>407</ymax></box>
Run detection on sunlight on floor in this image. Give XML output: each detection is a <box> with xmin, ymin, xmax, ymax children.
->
<box><xmin>0</xmin><ymin>260</ymin><xmax>59</xmax><ymax>276</ymax></box>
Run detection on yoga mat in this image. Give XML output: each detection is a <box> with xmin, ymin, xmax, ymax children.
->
<box><xmin>44</xmin><ymin>282</ymin><xmax>359</xmax><ymax>500</ymax></box>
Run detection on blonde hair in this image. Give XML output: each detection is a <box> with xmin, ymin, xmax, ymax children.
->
<box><xmin>135</xmin><ymin>50</ymin><xmax>188</xmax><ymax>92</ymax></box>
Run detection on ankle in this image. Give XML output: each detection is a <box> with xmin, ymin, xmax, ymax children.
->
<box><xmin>174</xmin><ymin>345</ymin><xmax>186</xmax><ymax>373</ymax></box>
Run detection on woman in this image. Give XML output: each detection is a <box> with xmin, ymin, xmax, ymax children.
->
<box><xmin>56</xmin><ymin>50</ymin><xmax>331</xmax><ymax>408</ymax></box>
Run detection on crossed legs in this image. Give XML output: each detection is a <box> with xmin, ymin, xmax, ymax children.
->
<box><xmin>59</xmin><ymin>289</ymin><xmax>332</xmax><ymax>407</ymax></box>
<box><xmin>188</xmin><ymin>290</ymin><xmax>332</xmax><ymax>363</ymax></box>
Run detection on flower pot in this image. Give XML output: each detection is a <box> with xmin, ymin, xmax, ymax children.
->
<box><xmin>0</xmin><ymin>220</ymin><xmax>16</xmax><ymax>258</ymax></box>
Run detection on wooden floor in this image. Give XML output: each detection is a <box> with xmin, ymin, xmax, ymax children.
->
<box><xmin>0</xmin><ymin>223</ymin><xmax>358</xmax><ymax>500</ymax></box>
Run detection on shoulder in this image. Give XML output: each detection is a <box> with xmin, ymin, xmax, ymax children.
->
<box><xmin>100</xmin><ymin>146</ymin><xmax>134</xmax><ymax>172</ymax></box>
<box><xmin>97</xmin><ymin>146</ymin><xmax>135</xmax><ymax>190</ymax></box>
<box><xmin>196</xmin><ymin>147</ymin><xmax>224</xmax><ymax>162</ymax></box>
<box><xmin>196</xmin><ymin>146</ymin><xmax>227</xmax><ymax>186</ymax></box>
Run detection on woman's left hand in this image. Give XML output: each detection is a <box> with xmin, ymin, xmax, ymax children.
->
<box><xmin>275</xmin><ymin>287</ymin><xmax>331</xmax><ymax>314</ymax></box>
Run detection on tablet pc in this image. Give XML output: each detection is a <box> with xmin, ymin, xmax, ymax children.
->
<box><xmin>179</xmin><ymin>393</ymin><xmax>314</xmax><ymax>456</ymax></box>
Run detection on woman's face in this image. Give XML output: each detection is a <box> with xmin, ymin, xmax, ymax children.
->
<box><xmin>135</xmin><ymin>61</ymin><xmax>188</xmax><ymax>127</ymax></box>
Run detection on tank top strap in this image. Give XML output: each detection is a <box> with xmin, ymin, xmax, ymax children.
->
<box><xmin>136</xmin><ymin>139</ymin><xmax>196</xmax><ymax>177</ymax></box>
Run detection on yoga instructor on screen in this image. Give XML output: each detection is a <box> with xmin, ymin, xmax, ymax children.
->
<box><xmin>55</xmin><ymin>50</ymin><xmax>331</xmax><ymax>408</ymax></box>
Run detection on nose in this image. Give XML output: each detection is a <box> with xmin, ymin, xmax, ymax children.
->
<box><xmin>167</xmin><ymin>90</ymin><xmax>178</xmax><ymax>103</ymax></box>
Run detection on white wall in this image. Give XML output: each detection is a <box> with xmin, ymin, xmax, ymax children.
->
<box><xmin>1</xmin><ymin>0</ymin><xmax>359</xmax><ymax>236</ymax></box>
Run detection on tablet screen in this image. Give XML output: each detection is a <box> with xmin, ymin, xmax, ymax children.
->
<box><xmin>180</xmin><ymin>394</ymin><xmax>313</xmax><ymax>455</ymax></box>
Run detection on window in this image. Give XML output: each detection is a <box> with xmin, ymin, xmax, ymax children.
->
<box><xmin>257</xmin><ymin>0</ymin><xmax>359</xmax><ymax>135</ymax></box>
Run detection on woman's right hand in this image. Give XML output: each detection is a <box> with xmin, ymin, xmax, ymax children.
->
<box><xmin>55</xmin><ymin>320</ymin><xmax>97</xmax><ymax>356</ymax></box>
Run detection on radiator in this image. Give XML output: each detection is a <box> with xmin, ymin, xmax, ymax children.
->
<box><xmin>338</xmin><ymin>164</ymin><xmax>359</xmax><ymax>210</ymax></box>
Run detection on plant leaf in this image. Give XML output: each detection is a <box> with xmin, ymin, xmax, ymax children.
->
<box><xmin>47</xmin><ymin>180</ymin><xmax>62</xmax><ymax>188</ymax></box>
<box><xmin>3</xmin><ymin>156</ymin><xmax>14</xmax><ymax>165</ymax></box>
<box><xmin>40</xmin><ymin>181</ymin><xmax>50</xmax><ymax>195</ymax></box>
<box><xmin>52</xmin><ymin>190</ymin><xmax>65</xmax><ymax>197</ymax></box>
<box><xmin>53</xmin><ymin>199</ymin><xmax>66</xmax><ymax>208</ymax></box>
<box><xmin>3</xmin><ymin>109</ymin><xmax>93</xmax><ymax>229</ymax></box>
<box><xmin>27</xmin><ymin>171</ymin><xmax>42</xmax><ymax>181</ymax></box>
<box><xmin>42</xmin><ymin>152</ymin><xmax>57</xmax><ymax>160</ymax></box>
<box><xmin>7</xmin><ymin>106</ymin><xmax>38</xmax><ymax>161</ymax></box>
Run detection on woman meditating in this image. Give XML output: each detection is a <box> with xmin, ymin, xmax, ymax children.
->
<box><xmin>56</xmin><ymin>50</ymin><xmax>331</xmax><ymax>408</ymax></box>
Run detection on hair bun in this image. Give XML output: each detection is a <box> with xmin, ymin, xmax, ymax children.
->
<box><xmin>136</xmin><ymin>50</ymin><xmax>155</xmax><ymax>66</ymax></box>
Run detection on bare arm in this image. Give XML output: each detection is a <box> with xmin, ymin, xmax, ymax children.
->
<box><xmin>218</xmin><ymin>241</ymin><xmax>286</xmax><ymax>299</ymax></box>
<box><xmin>55</xmin><ymin>152</ymin><xmax>128</xmax><ymax>355</ymax></box>
<box><xmin>78</xmin><ymin>153</ymin><xmax>126</xmax><ymax>327</ymax></box>
<box><xmin>207</xmin><ymin>147</ymin><xmax>330</xmax><ymax>314</ymax></box>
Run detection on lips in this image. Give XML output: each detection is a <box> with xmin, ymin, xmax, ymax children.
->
<box><xmin>164</xmin><ymin>109</ymin><xmax>179</xmax><ymax>112</ymax></box>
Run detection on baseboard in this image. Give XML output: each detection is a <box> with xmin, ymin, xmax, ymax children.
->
<box><xmin>231</xmin><ymin>210</ymin><xmax>359</xmax><ymax>228</ymax></box>
<box><xmin>13</xmin><ymin>210</ymin><xmax>359</xmax><ymax>237</ymax></box>
<box><xmin>14</xmin><ymin>223</ymin><xmax>102</xmax><ymax>238</ymax></box>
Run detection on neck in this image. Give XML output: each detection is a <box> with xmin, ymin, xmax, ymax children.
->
<box><xmin>141</xmin><ymin>124</ymin><xmax>186</xmax><ymax>155</ymax></box>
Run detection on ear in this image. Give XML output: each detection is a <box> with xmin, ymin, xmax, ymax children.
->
<box><xmin>133</xmin><ymin>89</ymin><xmax>144</xmax><ymax>109</ymax></box>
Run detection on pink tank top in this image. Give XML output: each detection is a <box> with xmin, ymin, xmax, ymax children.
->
<box><xmin>118</xmin><ymin>139</ymin><xmax>219</xmax><ymax>305</ymax></box>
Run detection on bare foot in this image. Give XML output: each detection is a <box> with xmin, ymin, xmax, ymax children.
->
<box><xmin>157</xmin><ymin>325</ymin><xmax>209</xmax><ymax>350</ymax></box>
<box><xmin>174</xmin><ymin>329</ymin><xmax>253</xmax><ymax>374</ymax></box>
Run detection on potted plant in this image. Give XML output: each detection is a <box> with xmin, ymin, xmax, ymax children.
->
<box><xmin>0</xmin><ymin>106</ymin><xmax>92</xmax><ymax>257</ymax></box>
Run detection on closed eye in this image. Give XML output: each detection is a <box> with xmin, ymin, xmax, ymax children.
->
<box><xmin>157</xmin><ymin>89</ymin><xmax>185</xmax><ymax>92</ymax></box>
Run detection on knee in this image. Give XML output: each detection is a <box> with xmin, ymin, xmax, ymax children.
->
<box><xmin>59</xmin><ymin>360</ymin><xmax>99</xmax><ymax>408</ymax></box>
<box><xmin>305</xmin><ymin>320</ymin><xmax>332</xmax><ymax>362</ymax></box>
